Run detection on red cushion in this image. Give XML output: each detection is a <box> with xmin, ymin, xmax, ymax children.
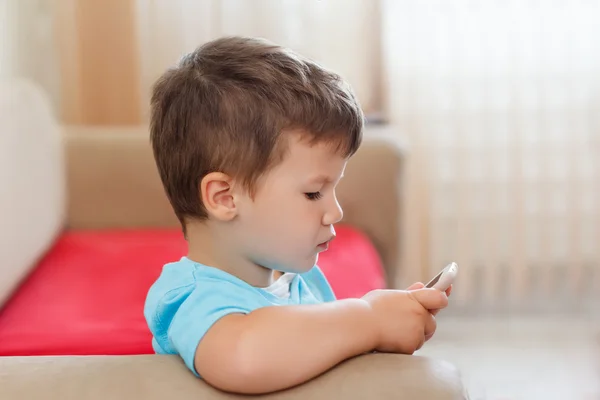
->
<box><xmin>0</xmin><ymin>226</ymin><xmax>385</xmax><ymax>356</ymax></box>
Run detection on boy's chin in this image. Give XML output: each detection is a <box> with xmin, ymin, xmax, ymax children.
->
<box><xmin>276</xmin><ymin>256</ymin><xmax>319</xmax><ymax>274</ymax></box>
<box><xmin>256</xmin><ymin>252</ymin><xmax>319</xmax><ymax>274</ymax></box>
<box><xmin>297</xmin><ymin>255</ymin><xmax>319</xmax><ymax>273</ymax></box>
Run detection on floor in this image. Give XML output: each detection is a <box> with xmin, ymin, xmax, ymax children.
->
<box><xmin>416</xmin><ymin>314</ymin><xmax>600</xmax><ymax>400</ymax></box>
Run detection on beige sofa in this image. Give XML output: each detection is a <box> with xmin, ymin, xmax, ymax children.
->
<box><xmin>0</xmin><ymin>79</ymin><xmax>468</xmax><ymax>399</ymax></box>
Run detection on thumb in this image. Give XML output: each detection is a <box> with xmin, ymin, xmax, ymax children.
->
<box><xmin>410</xmin><ymin>288</ymin><xmax>449</xmax><ymax>310</ymax></box>
<box><xmin>406</xmin><ymin>282</ymin><xmax>425</xmax><ymax>290</ymax></box>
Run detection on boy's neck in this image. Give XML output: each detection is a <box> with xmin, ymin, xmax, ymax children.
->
<box><xmin>185</xmin><ymin>221</ymin><xmax>278</xmax><ymax>287</ymax></box>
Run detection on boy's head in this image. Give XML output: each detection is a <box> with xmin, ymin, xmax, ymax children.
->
<box><xmin>150</xmin><ymin>36</ymin><xmax>363</xmax><ymax>273</ymax></box>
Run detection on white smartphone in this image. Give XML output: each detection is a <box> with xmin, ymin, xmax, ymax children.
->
<box><xmin>425</xmin><ymin>262</ymin><xmax>458</xmax><ymax>291</ymax></box>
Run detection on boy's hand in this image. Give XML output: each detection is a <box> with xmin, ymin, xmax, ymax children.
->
<box><xmin>406</xmin><ymin>282</ymin><xmax>452</xmax><ymax>315</ymax></box>
<box><xmin>361</xmin><ymin>288</ymin><xmax>448</xmax><ymax>354</ymax></box>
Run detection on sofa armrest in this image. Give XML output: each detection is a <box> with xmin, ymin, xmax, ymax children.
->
<box><xmin>0</xmin><ymin>354</ymin><xmax>467</xmax><ymax>400</ymax></box>
<box><xmin>0</xmin><ymin>79</ymin><xmax>66</xmax><ymax>309</ymax></box>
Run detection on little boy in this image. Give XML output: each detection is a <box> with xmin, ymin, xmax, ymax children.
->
<box><xmin>144</xmin><ymin>36</ymin><xmax>450</xmax><ymax>395</ymax></box>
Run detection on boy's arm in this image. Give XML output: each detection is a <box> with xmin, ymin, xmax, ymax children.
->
<box><xmin>194</xmin><ymin>288</ymin><xmax>447</xmax><ymax>395</ymax></box>
<box><xmin>195</xmin><ymin>298</ymin><xmax>376</xmax><ymax>394</ymax></box>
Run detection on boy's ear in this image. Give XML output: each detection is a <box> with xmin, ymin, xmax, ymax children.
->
<box><xmin>200</xmin><ymin>172</ymin><xmax>238</xmax><ymax>221</ymax></box>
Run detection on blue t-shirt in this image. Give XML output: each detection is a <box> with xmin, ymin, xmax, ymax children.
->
<box><xmin>143</xmin><ymin>257</ymin><xmax>336</xmax><ymax>376</ymax></box>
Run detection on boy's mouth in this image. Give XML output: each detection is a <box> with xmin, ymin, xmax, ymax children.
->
<box><xmin>317</xmin><ymin>241</ymin><xmax>329</xmax><ymax>250</ymax></box>
<box><xmin>317</xmin><ymin>236</ymin><xmax>335</xmax><ymax>251</ymax></box>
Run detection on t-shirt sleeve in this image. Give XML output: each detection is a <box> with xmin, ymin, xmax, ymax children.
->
<box><xmin>165</xmin><ymin>279</ymin><xmax>261</xmax><ymax>376</ymax></box>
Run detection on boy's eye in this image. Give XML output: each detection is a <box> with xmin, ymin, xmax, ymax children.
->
<box><xmin>305</xmin><ymin>192</ymin><xmax>323</xmax><ymax>201</ymax></box>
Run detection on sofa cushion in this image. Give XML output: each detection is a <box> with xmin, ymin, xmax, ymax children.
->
<box><xmin>0</xmin><ymin>225</ymin><xmax>385</xmax><ymax>356</ymax></box>
<box><xmin>0</xmin><ymin>79</ymin><xmax>65</xmax><ymax>307</ymax></box>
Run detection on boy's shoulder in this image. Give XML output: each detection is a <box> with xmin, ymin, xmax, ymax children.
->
<box><xmin>146</xmin><ymin>257</ymin><xmax>229</xmax><ymax>293</ymax></box>
<box><xmin>143</xmin><ymin>257</ymin><xmax>249</xmax><ymax>315</ymax></box>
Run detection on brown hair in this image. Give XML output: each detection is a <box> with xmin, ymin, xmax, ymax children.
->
<box><xmin>150</xmin><ymin>36</ymin><xmax>363</xmax><ymax>231</ymax></box>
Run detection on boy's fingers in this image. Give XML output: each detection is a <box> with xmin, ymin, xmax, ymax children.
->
<box><xmin>410</xmin><ymin>288</ymin><xmax>449</xmax><ymax>310</ymax></box>
<box><xmin>423</xmin><ymin>313</ymin><xmax>437</xmax><ymax>341</ymax></box>
<box><xmin>428</xmin><ymin>285</ymin><xmax>452</xmax><ymax>316</ymax></box>
<box><xmin>407</xmin><ymin>282</ymin><xmax>425</xmax><ymax>290</ymax></box>
<box><xmin>445</xmin><ymin>284</ymin><xmax>453</xmax><ymax>297</ymax></box>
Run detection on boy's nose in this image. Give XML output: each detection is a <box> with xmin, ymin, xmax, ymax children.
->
<box><xmin>322</xmin><ymin>198</ymin><xmax>343</xmax><ymax>225</ymax></box>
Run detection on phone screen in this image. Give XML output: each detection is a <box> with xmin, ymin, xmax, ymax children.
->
<box><xmin>425</xmin><ymin>270</ymin><xmax>443</xmax><ymax>288</ymax></box>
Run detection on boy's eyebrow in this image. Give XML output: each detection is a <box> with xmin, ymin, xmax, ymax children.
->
<box><xmin>308</xmin><ymin>173</ymin><xmax>344</xmax><ymax>184</ymax></box>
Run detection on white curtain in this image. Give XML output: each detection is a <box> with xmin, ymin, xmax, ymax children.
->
<box><xmin>135</xmin><ymin>0</ymin><xmax>382</xmax><ymax>121</ymax></box>
<box><xmin>383</xmin><ymin>0</ymin><xmax>600</xmax><ymax>312</ymax></box>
